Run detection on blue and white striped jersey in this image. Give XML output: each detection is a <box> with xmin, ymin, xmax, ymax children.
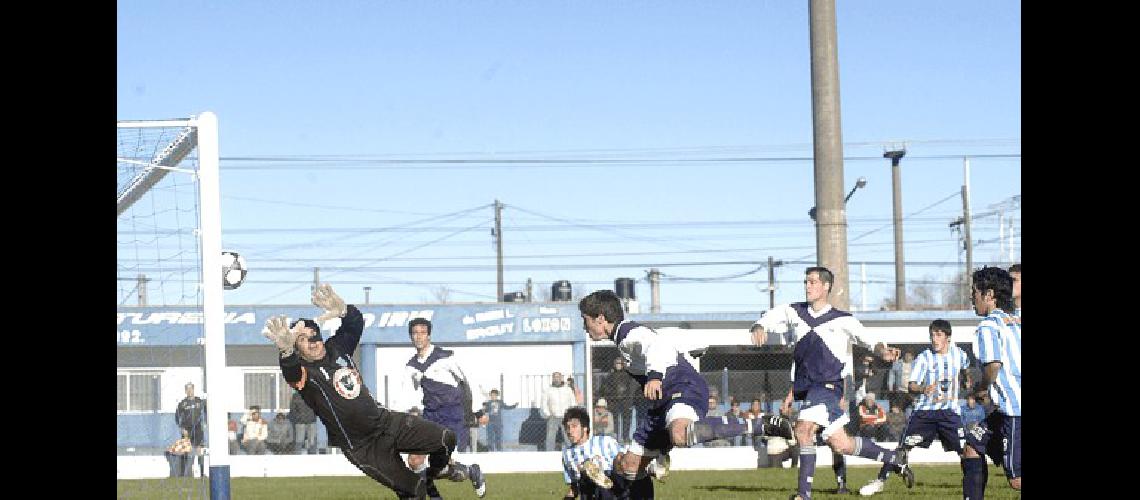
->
<box><xmin>909</xmin><ymin>345</ymin><xmax>971</xmax><ymax>413</ymax></box>
<box><xmin>562</xmin><ymin>434</ymin><xmax>623</xmax><ymax>485</ymax></box>
<box><xmin>972</xmin><ymin>309</ymin><xmax>1022</xmax><ymax>416</ymax></box>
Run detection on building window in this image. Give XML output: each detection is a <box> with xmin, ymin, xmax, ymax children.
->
<box><xmin>244</xmin><ymin>371</ymin><xmax>293</xmax><ymax>411</ymax></box>
<box><xmin>117</xmin><ymin>371</ymin><xmax>161</xmax><ymax>412</ymax></box>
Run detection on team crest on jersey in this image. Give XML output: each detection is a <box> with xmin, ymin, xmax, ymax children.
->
<box><xmin>333</xmin><ymin>367</ymin><xmax>362</xmax><ymax>399</ymax></box>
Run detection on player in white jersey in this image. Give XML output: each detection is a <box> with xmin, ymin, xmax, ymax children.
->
<box><xmin>750</xmin><ymin>266</ymin><xmax>908</xmax><ymax>500</ymax></box>
<box><xmin>962</xmin><ymin>266</ymin><xmax>1021</xmax><ymax>497</ymax></box>
<box><xmin>561</xmin><ymin>406</ymin><xmax>653</xmax><ymax>499</ymax></box>
<box><xmin>859</xmin><ymin>319</ymin><xmax>971</xmax><ymax>496</ymax></box>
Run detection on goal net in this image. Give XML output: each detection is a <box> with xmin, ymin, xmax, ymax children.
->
<box><xmin>117</xmin><ymin>113</ymin><xmax>230</xmax><ymax>498</ymax></box>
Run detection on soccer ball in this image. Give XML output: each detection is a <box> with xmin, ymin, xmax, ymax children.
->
<box><xmin>222</xmin><ymin>251</ymin><xmax>247</xmax><ymax>290</ymax></box>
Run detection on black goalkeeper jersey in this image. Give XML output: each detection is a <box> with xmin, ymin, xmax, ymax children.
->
<box><xmin>280</xmin><ymin>305</ymin><xmax>391</xmax><ymax>451</ymax></box>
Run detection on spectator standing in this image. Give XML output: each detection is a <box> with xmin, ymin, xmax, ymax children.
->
<box><xmin>174</xmin><ymin>382</ymin><xmax>206</xmax><ymax>477</ymax></box>
<box><xmin>542</xmin><ymin>371</ymin><xmax>578</xmax><ymax>451</ymax></box>
<box><xmin>481</xmin><ymin>389</ymin><xmax>516</xmax><ymax>452</ymax></box>
<box><xmin>599</xmin><ymin>358</ymin><xmax>638</xmax><ymax>443</ymax></box>
<box><xmin>289</xmin><ymin>390</ymin><xmax>319</xmax><ymax>454</ymax></box>
<box><xmin>887</xmin><ymin>352</ymin><xmax>915</xmax><ymax>412</ymax></box>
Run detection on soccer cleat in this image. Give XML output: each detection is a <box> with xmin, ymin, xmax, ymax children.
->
<box><xmin>835</xmin><ymin>483</ymin><xmax>851</xmax><ymax>495</ymax></box>
<box><xmin>858</xmin><ymin>478</ymin><xmax>885</xmax><ymax>496</ymax></box>
<box><xmin>469</xmin><ymin>463</ymin><xmax>486</xmax><ymax>498</ymax></box>
<box><xmin>760</xmin><ymin>414</ymin><xmax>795</xmax><ymax>439</ymax></box>
<box><xmin>650</xmin><ymin>453</ymin><xmax>670</xmax><ymax>480</ymax></box>
<box><xmin>788</xmin><ymin>494</ymin><xmax>806</xmax><ymax>500</ymax></box>
<box><xmin>580</xmin><ymin>457</ymin><xmax>613</xmax><ymax>489</ymax></box>
<box><xmin>899</xmin><ymin>464</ymin><xmax>914</xmax><ymax>489</ymax></box>
<box><xmin>893</xmin><ymin>447</ymin><xmax>914</xmax><ymax>489</ymax></box>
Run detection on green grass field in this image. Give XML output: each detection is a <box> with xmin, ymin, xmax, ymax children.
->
<box><xmin>118</xmin><ymin>465</ymin><xmax>1020</xmax><ymax>499</ymax></box>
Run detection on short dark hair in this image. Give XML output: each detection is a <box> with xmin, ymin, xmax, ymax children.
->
<box><xmin>408</xmin><ymin>317</ymin><xmax>432</xmax><ymax>338</ymax></box>
<box><xmin>563</xmin><ymin>406</ymin><xmax>590</xmax><ymax>432</ymax></box>
<box><xmin>1008</xmin><ymin>263</ymin><xmax>1020</xmax><ymax>274</ymax></box>
<box><xmin>579</xmin><ymin>290</ymin><xmax>625</xmax><ymax>326</ymax></box>
<box><xmin>929</xmin><ymin>319</ymin><xmax>952</xmax><ymax>336</ymax></box>
<box><xmin>806</xmin><ymin>266</ymin><xmax>835</xmax><ymax>294</ymax></box>
<box><xmin>972</xmin><ymin>266</ymin><xmax>1014</xmax><ymax>312</ymax></box>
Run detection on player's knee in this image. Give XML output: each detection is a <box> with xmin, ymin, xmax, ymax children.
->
<box><xmin>1008</xmin><ymin>477</ymin><xmax>1020</xmax><ymax>490</ymax></box>
<box><xmin>670</xmin><ymin>425</ymin><xmax>688</xmax><ymax>447</ymax></box>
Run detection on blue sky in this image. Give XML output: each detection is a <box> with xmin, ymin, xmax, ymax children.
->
<box><xmin>117</xmin><ymin>1</ymin><xmax>1020</xmax><ymax>312</ymax></box>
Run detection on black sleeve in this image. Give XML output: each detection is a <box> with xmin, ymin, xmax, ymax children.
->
<box><xmin>174</xmin><ymin>400</ymin><xmax>184</xmax><ymax>426</ymax></box>
<box><xmin>280</xmin><ymin>352</ymin><xmax>304</xmax><ymax>386</ymax></box>
<box><xmin>326</xmin><ymin>305</ymin><xmax>364</xmax><ymax>357</ymax></box>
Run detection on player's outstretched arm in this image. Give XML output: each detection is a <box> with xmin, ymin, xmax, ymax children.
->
<box><xmin>264</xmin><ymin>315</ymin><xmax>304</xmax><ymax>385</ymax></box>
<box><xmin>312</xmin><ymin>283</ymin><xmax>347</xmax><ymax>322</ymax></box>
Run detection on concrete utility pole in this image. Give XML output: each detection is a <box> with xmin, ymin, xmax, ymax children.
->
<box><xmin>885</xmin><ymin>149</ymin><xmax>907</xmax><ymax>310</ymax></box>
<box><xmin>363</xmin><ymin>286</ymin><xmax>371</xmax><ymax>305</ymax></box>
<box><xmin>312</xmin><ymin>267</ymin><xmax>320</xmax><ymax>292</ymax></box>
<box><xmin>137</xmin><ymin>274</ymin><xmax>149</xmax><ymax>306</ymax></box>
<box><xmin>648</xmin><ymin>268</ymin><xmax>661</xmax><ymax>313</ymax></box>
<box><xmin>526</xmin><ymin>278</ymin><xmax>533</xmax><ymax>302</ymax></box>
<box><xmin>494</xmin><ymin>200</ymin><xmax>503</xmax><ymax>302</ymax></box>
<box><xmin>809</xmin><ymin>0</ymin><xmax>850</xmax><ymax>310</ymax></box>
<box><xmin>767</xmin><ymin>256</ymin><xmax>783</xmax><ymax>310</ymax></box>
<box><xmin>962</xmin><ymin>158</ymin><xmax>973</xmax><ymax>304</ymax></box>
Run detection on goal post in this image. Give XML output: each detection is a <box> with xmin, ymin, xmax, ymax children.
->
<box><xmin>117</xmin><ymin>112</ymin><xmax>230</xmax><ymax>498</ymax></box>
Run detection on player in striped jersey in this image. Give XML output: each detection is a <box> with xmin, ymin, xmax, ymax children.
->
<box><xmin>750</xmin><ymin>266</ymin><xmax>908</xmax><ymax>500</ymax></box>
<box><xmin>859</xmin><ymin>319</ymin><xmax>970</xmax><ymax>496</ymax></box>
<box><xmin>561</xmin><ymin>407</ymin><xmax>653</xmax><ymax>499</ymax></box>
<box><xmin>264</xmin><ymin>284</ymin><xmax>485</xmax><ymax>500</ymax></box>
<box><xmin>579</xmin><ymin>290</ymin><xmax>794</xmax><ymax>490</ymax></box>
<box><xmin>962</xmin><ymin>266</ymin><xmax>1021</xmax><ymax>497</ymax></box>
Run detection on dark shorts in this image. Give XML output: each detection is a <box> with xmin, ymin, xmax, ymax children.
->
<box><xmin>580</xmin><ymin>471</ymin><xmax>655</xmax><ymax>499</ymax></box>
<box><xmin>964</xmin><ymin>411</ymin><xmax>1021</xmax><ymax>479</ymax></box>
<box><xmin>900</xmin><ymin>410</ymin><xmax>964</xmax><ymax>454</ymax></box>
<box><xmin>632</xmin><ymin>362</ymin><xmax>709</xmax><ymax>454</ymax></box>
<box><xmin>423</xmin><ymin>406</ymin><xmax>468</xmax><ymax>451</ymax></box>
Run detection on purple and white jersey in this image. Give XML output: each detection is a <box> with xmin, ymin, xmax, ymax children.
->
<box><xmin>910</xmin><ymin>345</ymin><xmax>971</xmax><ymax>413</ymax></box>
<box><xmin>613</xmin><ymin>320</ymin><xmax>687</xmax><ymax>383</ymax></box>
<box><xmin>405</xmin><ymin>345</ymin><xmax>480</xmax><ymax>415</ymax></box>
<box><xmin>973</xmin><ymin>309</ymin><xmax>1022</xmax><ymax>416</ymax></box>
<box><xmin>753</xmin><ymin>302</ymin><xmax>879</xmax><ymax>393</ymax></box>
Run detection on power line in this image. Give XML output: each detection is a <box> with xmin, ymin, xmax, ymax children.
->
<box><xmin>218</xmin><ymin>153</ymin><xmax>1021</xmax><ymax>170</ymax></box>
